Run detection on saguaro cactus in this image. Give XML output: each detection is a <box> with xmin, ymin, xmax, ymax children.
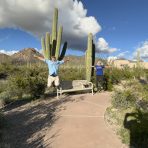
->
<box><xmin>85</xmin><ymin>33</ymin><xmax>96</xmax><ymax>81</ymax></box>
<box><xmin>41</xmin><ymin>8</ymin><xmax>67</xmax><ymax>60</ymax></box>
<box><xmin>136</xmin><ymin>50</ymin><xmax>141</xmax><ymax>68</ymax></box>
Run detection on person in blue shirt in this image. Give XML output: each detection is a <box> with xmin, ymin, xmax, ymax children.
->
<box><xmin>34</xmin><ymin>55</ymin><xmax>69</xmax><ymax>89</ymax></box>
<box><xmin>93</xmin><ymin>61</ymin><xmax>106</xmax><ymax>90</ymax></box>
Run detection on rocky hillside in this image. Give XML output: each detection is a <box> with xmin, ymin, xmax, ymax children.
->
<box><xmin>0</xmin><ymin>53</ymin><xmax>11</xmax><ymax>63</ymax></box>
<box><xmin>11</xmin><ymin>48</ymin><xmax>42</xmax><ymax>63</ymax></box>
<box><xmin>0</xmin><ymin>48</ymin><xmax>101</xmax><ymax>66</ymax></box>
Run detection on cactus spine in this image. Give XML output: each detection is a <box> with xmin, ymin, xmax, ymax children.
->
<box><xmin>41</xmin><ymin>8</ymin><xmax>67</xmax><ymax>60</ymax></box>
<box><xmin>85</xmin><ymin>33</ymin><xmax>96</xmax><ymax>81</ymax></box>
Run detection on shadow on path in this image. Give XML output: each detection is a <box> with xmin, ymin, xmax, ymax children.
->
<box><xmin>3</xmin><ymin>94</ymin><xmax>84</xmax><ymax>148</ymax></box>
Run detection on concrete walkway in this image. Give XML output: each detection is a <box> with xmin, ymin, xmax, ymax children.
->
<box><xmin>43</xmin><ymin>92</ymin><xmax>126</xmax><ymax>148</ymax></box>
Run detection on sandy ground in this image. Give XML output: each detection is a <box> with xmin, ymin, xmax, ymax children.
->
<box><xmin>3</xmin><ymin>92</ymin><xmax>127</xmax><ymax>148</ymax></box>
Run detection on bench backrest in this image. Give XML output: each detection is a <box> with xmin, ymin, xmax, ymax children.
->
<box><xmin>60</xmin><ymin>80</ymin><xmax>89</xmax><ymax>90</ymax></box>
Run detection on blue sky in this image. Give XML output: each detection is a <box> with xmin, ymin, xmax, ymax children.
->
<box><xmin>82</xmin><ymin>0</ymin><xmax>148</xmax><ymax>59</ymax></box>
<box><xmin>0</xmin><ymin>0</ymin><xmax>147</xmax><ymax>60</ymax></box>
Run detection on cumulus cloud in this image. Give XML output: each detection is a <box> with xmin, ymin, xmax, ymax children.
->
<box><xmin>96</xmin><ymin>38</ymin><xmax>117</xmax><ymax>53</ymax></box>
<box><xmin>134</xmin><ymin>41</ymin><xmax>148</xmax><ymax>59</ymax></box>
<box><xmin>0</xmin><ymin>49</ymin><xmax>18</xmax><ymax>55</ymax></box>
<box><xmin>117</xmin><ymin>51</ymin><xmax>129</xmax><ymax>59</ymax></box>
<box><xmin>0</xmin><ymin>0</ymin><xmax>101</xmax><ymax>50</ymax></box>
<box><xmin>107</xmin><ymin>56</ymin><xmax>118</xmax><ymax>63</ymax></box>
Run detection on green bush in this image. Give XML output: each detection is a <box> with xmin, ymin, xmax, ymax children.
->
<box><xmin>112</xmin><ymin>89</ymin><xmax>137</xmax><ymax>109</ymax></box>
<box><xmin>0</xmin><ymin>62</ymin><xmax>19</xmax><ymax>79</ymax></box>
<box><xmin>59</xmin><ymin>67</ymin><xmax>85</xmax><ymax>81</ymax></box>
<box><xmin>0</xmin><ymin>80</ymin><xmax>8</xmax><ymax>93</ymax></box>
<box><xmin>25</xmin><ymin>69</ymin><xmax>46</xmax><ymax>98</ymax></box>
<box><xmin>7</xmin><ymin>66</ymin><xmax>47</xmax><ymax>99</ymax></box>
<box><xmin>0</xmin><ymin>91</ymin><xmax>13</xmax><ymax>107</ymax></box>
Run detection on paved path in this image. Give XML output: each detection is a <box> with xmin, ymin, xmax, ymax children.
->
<box><xmin>43</xmin><ymin>92</ymin><xmax>126</xmax><ymax>148</ymax></box>
<box><xmin>4</xmin><ymin>92</ymin><xmax>126</xmax><ymax>148</ymax></box>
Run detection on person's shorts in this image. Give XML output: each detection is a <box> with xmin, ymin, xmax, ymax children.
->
<box><xmin>47</xmin><ymin>75</ymin><xmax>59</xmax><ymax>87</ymax></box>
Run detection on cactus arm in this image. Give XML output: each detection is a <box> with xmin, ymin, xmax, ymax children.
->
<box><xmin>52</xmin><ymin>8</ymin><xmax>58</xmax><ymax>42</ymax></box>
<box><xmin>55</xmin><ymin>26</ymin><xmax>63</xmax><ymax>59</ymax></box>
<box><xmin>45</xmin><ymin>32</ymin><xmax>51</xmax><ymax>59</ymax></box>
<box><xmin>58</xmin><ymin>42</ymin><xmax>67</xmax><ymax>61</ymax></box>
<box><xmin>41</xmin><ymin>37</ymin><xmax>46</xmax><ymax>58</ymax></box>
<box><xmin>91</xmin><ymin>42</ymin><xmax>96</xmax><ymax>76</ymax></box>
<box><xmin>52</xmin><ymin>40</ymin><xmax>56</xmax><ymax>56</ymax></box>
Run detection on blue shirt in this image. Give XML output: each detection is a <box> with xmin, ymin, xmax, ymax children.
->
<box><xmin>44</xmin><ymin>59</ymin><xmax>64</xmax><ymax>75</ymax></box>
<box><xmin>95</xmin><ymin>65</ymin><xmax>105</xmax><ymax>76</ymax></box>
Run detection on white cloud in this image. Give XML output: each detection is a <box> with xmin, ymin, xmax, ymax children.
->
<box><xmin>0</xmin><ymin>49</ymin><xmax>18</xmax><ymax>55</ymax></box>
<box><xmin>134</xmin><ymin>41</ymin><xmax>148</xmax><ymax>59</ymax></box>
<box><xmin>107</xmin><ymin>51</ymin><xmax>130</xmax><ymax>63</ymax></box>
<box><xmin>117</xmin><ymin>51</ymin><xmax>129</xmax><ymax>58</ymax></box>
<box><xmin>96</xmin><ymin>37</ymin><xmax>117</xmax><ymax>53</ymax></box>
<box><xmin>0</xmin><ymin>0</ymin><xmax>101</xmax><ymax>50</ymax></box>
<box><xmin>107</xmin><ymin>56</ymin><xmax>118</xmax><ymax>63</ymax></box>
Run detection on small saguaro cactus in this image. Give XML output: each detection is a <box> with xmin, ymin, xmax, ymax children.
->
<box><xmin>85</xmin><ymin>33</ymin><xmax>96</xmax><ymax>81</ymax></box>
<box><xmin>41</xmin><ymin>8</ymin><xmax>68</xmax><ymax>60</ymax></box>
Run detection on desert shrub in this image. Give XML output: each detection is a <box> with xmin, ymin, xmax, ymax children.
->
<box><xmin>144</xmin><ymin>69</ymin><xmax>148</xmax><ymax>80</ymax></box>
<box><xmin>121</xmin><ymin>66</ymin><xmax>134</xmax><ymax>79</ymax></box>
<box><xmin>59</xmin><ymin>67</ymin><xmax>85</xmax><ymax>81</ymax></box>
<box><xmin>0</xmin><ymin>62</ymin><xmax>19</xmax><ymax>79</ymax></box>
<box><xmin>0</xmin><ymin>80</ymin><xmax>8</xmax><ymax>93</ymax></box>
<box><xmin>8</xmin><ymin>74</ymin><xmax>27</xmax><ymax>99</ymax></box>
<box><xmin>24</xmin><ymin>68</ymin><xmax>46</xmax><ymax>98</ymax></box>
<box><xmin>125</xmin><ymin>80</ymin><xmax>148</xmax><ymax>102</ymax></box>
<box><xmin>0</xmin><ymin>80</ymin><xmax>13</xmax><ymax>107</ymax></box>
<box><xmin>108</xmin><ymin>78</ymin><xmax>148</xmax><ymax>147</ymax></box>
<box><xmin>0</xmin><ymin>91</ymin><xmax>13</xmax><ymax>107</ymax></box>
<box><xmin>7</xmin><ymin>66</ymin><xmax>47</xmax><ymax>99</ymax></box>
<box><xmin>132</xmin><ymin>66</ymin><xmax>146</xmax><ymax>79</ymax></box>
<box><xmin>112</xmin><ymin>89</ymin><xmax>137</xmax><ymax>109</ymax></box>
<box><xmin>104</xmin><ymin>68</ymin><xmax>123</xmax><ymax>91</ymax></box>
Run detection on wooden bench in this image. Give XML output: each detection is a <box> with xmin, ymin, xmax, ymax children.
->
<box><xmin>57</xmin><ymin>80</ymin><xmax>93</xmax><ymax>99</ymax></box>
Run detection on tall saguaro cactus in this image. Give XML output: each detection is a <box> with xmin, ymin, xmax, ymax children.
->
<box><xmin>85</xmin><ymin>33</ymin><xmax>96</xmax><ymax>81</ymax></box>
<box><xmin>41</xmin><ymin>8</ymin><xmax>67</xmax><ymax>60</ymax></box>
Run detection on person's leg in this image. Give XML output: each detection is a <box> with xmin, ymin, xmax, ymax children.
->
<box><xmin>47</xmin><ymin>75</ymin><xmax>54</xmax><ymax>88</ymax></box>
<box><xmin>100</xmin><ymin>75</ymin><xmax>104</xmax><ymax>89</ymax></box>
<box><xmin>97</xmin><ymin>76</ymin><xmax>104</xmax><ymax>90</ymax></box>
<box><xmin>54</xmin><ymin>76</ymin><xmax>60</xmax><ymax>89</ymax></box>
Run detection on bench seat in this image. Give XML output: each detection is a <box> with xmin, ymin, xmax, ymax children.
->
<box><xmin>57</xmin><ymin>80</ymin><xmax>93</xmax><ymax>98</ymax></box>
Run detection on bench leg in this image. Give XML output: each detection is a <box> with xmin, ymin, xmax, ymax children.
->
<box><xmin>57</xmin><ymin>90</ymin><xmax>59</xmax><ymax>99</ymax></box>
<box><xmin>92</xmin><ymin>88</ymin><xmax>94</xmax><ymax>95</ymax></box>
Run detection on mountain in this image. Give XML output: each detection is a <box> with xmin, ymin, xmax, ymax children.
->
<box><xmin>11</xmin><ymin>48</ymin><xmax>87</xmax><ymax>65</ymax></box>
<box><xmin>0</xmin><ymin>53</ymin><xmax>12</xmax><ymax>63</ymax></box>
<box><xmin>11</xmin><ymin>48</ymin><xmax>42</xmax><ymax>63</ymax></box>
